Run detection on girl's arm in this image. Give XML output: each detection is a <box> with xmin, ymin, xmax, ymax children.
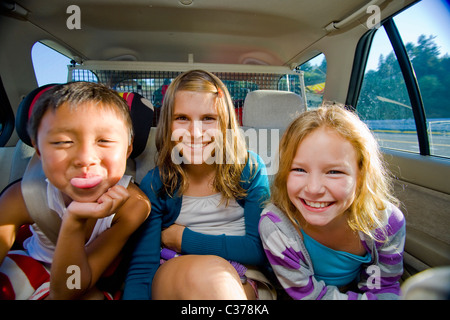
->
<box><xmin>123</xmin><ymin>170</ymin><xmax>165</xmax><ymax>300</ymax></box>
<box><xmin>48</xmin><ymin>183</ymin><xmax>150</xmax><ymax>299</ymax></box>
<box><xmin>180</xmin><ymin>190</ymin><xmax>267</xmax><ymax>265</ymax></box>
<box><xmin>356</xmin><ymin>205</ymin><xmax>406</xmax><ymax>299</ymax></box>
<box><xmin>122</xmin><ymin>209</ymin><xmax>163</xmax><ymax>300</ymax></box>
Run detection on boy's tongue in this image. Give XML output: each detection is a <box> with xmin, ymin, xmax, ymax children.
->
<box><xmin>70</xmin><ymin>176</ymin><xmax>103</xmax><ymax>189</ymax></box>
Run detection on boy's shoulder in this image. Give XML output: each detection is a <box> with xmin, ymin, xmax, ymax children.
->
<box><xmin>116</xmin><ymin>181</ymin><xmax>150</xmax><ymax>225</ymax></box>
<box><xmin>127</xmin><ymin>180</ymin><xmax>148</xmax><ymax>198</ymax></box>
<box><xmin>117</xmin><ymin>174</ymin><xmax>148</xmax><ymax>200</ymax></box>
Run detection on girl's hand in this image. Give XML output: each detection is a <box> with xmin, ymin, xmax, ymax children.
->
<box><xmin>66</xmin><ymin>185</ymin><xmax>130</xmax><ymax>221</ymax></box>
<box><xmin>161</xmin><ymin>223</ymin><xmax>185</xmax><ymax>253</ymax></box>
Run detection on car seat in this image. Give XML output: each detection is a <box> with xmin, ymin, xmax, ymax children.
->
<box><xmin>241</xmin><ymin>90</ymin><xmax>306</xmax><ymax>178</ymax></box>
<box><xmin>12</xmin><ymin>83</ymin><xmax>154</xmax><ymax>243</ymax></box>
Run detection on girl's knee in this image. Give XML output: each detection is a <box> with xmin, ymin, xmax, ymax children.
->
<box><xmin>152</xmin><ymin>255</ymin><xmax>246</xmax><ymax>299</ymax></box>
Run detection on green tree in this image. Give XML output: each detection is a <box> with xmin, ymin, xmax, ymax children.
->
<box><xmin>358</xmin><ymin>34</ymin><xmax>450</xmax><ymax>120</ymax></box>
<box><xmin>409</xmin><ymin>35</ymin><xmax>450</xmax><ymax>118</ymax></box>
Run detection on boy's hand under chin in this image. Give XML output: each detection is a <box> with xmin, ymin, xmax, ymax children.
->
<box><xmin>66</xmin><ymin>185</ymin><xmax>130</xmax><ymax>221</ymax></box>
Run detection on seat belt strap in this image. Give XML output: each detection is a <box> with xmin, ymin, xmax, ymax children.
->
<box><xmin>21</xmin><ymin>153</ymin><xmax>61</xmax><ymax>244</ymax></box>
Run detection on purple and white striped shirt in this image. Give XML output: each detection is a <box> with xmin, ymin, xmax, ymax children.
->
<box><xmin>259</xmin><ymin>202</ymin><xmax>405</xmax><ymax>300</ymax></box>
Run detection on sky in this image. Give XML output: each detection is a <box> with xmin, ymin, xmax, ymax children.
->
<box><xmin>32</xmin><ymin>0</ymin><xmax>450</xmax><ymax>85</ymax></box>
<box><xmin>307</xmin><ymin>0</ymin><xmax>450</xmax><ymax>71</ymax></box>
<box><xmin>366</xmin><ymin>0</ymin><xmax>450</xmax><ymax>71</ymax></box>
<box><xmin>32</xmin><ymin>42</ymin><xmax>72</xmax><ymax>86</ymax></box>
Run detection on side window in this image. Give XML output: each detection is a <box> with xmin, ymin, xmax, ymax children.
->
<box><xmin>297</xmin><ymin>53</ymin><xmax>327</xmax><ymax>109</ymax></box>
<box><xmin>395</xmin><ymin>0</ymin><xmax>450</xmax><ymax>158</ymax></box>
<box><xmin>357</xmin><ymin>0</ymin><xmax>450</xmax><ymax>158</ymax></box>
<box><xmin>357</xmin><ymin>28</ymin><xmax>418</xmax><ymax>153</ymax></box>
<box><xmin>32</xmin><ymin>41</ymin><xmax>98</xmax><ymax>85</ymax></box>
<box><xmin>31</xmin><ymin>42</ymin><xmax>72</xmax><ymax>86</ymax></box>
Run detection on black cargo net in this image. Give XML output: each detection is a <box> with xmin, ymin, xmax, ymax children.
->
<box><xmin>69</xmin><ymin>68</ymin><xmax>304</xmax><ymax>127</ymax></box>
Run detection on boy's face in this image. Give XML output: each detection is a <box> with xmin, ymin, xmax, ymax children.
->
<box><xmin>35</xmin><ymin>102</ymin><xmax>132</xmax><ymax>203</ymax></box>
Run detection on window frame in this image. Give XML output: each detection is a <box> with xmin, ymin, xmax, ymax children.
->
<box><xmin>383</xmin><ymin>18</ymin><xmax>429</xmax><ymax>155</ymax></box>
<box><xmin>347</xmin><ymin>15</ymin><xmax>432</xmax><ymax>156</ymax></box>
<box><xmin>296</xmin><ymin>52</ymin><xmax>327</xmax><ymax>109</ymax></box>
<box><xmin>0</xmin><ymin>75</ymin><xmax>15</xmax><ymax>147</ymax></box>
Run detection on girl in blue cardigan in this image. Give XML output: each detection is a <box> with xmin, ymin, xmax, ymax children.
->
<box><xmin>124</xmin><ymin>70</ymin><xmax>273</xmax><ymax>300</ymax></box>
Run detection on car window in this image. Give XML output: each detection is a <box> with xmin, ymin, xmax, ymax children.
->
<box><xmin>357</xmin><ymin>28</ymin><xmax>419</xmax><ymax>154</ymax></box>
<box><xmin>357</xmin><ymin>0</ymin><xmax>450</xmax><ymax>158</ymax></box>
<box><xmin>297</xmin><ymin>53</ymin><xmax>326</xmax><ymax>109</ymax></box>
<box><xmin>31</xmin><ymin>42</ymin><xmax>71</xmax><ymax>86</ymax></box>
<box><xmin>394</xmin><ymin>0</ymin><xmax>450</xmax><ymax>158</ymax></box>
<box><xmin>71</xmin><ymin>68</ymin><xmax>305</xmax><ymax>126</ymax></box>
<box><xmin>32</xmin><ymin>42</ymin><xmax>98</xmax><ymax>85</ymax></box>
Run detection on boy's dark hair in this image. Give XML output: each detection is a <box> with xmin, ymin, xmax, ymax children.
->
<box><xmin>27</xmin><ymin>82</ymin><xmax>133</xmax><ymax>145</ymax></box>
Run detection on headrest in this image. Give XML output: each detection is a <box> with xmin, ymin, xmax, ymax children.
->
<box><xmin>16</xmin><ymin>84</ymin><xmax>58</xmax><ymax>147</ymax></box>
<box><xmin>117</xmin><ymin>92</ymin><xmax>154</xmax><ymax>159</ymax></box>
<box><xmin>242</xmin><ymin>90</ymin><xmax>306</xmax><ymax>129</ymax></box>
<box><xmin>15</xmin><ymin>84</ymin><xmax>154</xmax><ymax>159</ymax></box>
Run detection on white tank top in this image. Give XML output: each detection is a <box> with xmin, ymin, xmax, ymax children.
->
<box><xmin>175</xmin><ymin>193</ymin><xmax>245</xmax><ymax>236</ymax></box>
<box><xmin>23</xmin><ymin>175</ymin><xmax>132</xmax><ymax>264</ymax></box>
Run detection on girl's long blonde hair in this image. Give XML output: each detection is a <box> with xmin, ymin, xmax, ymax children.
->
<box><xmin>155</xmin><ymin>70</ymin><xmax>250</xmax><ymax>201</ymax></box>
<box><xmin>271</xmin><ymin>104</ymin><xmax>398</xmax><ymax>240</ymax></box>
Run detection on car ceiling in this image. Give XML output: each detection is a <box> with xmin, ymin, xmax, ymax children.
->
<box><xmin>2</xmin><ymin>0</ymin><xmax>414</xmax><ymax>67</ymax></box>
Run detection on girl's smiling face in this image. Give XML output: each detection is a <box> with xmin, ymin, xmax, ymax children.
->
<box><xmin>35</xmin><ymin>102</ymin><xmax>132</xmax><ymax>203</ymax></box>
<box><xmin>287</xmin><ymin>126</ymin><xmax>360</xmax><ymax>230</ymax></box>
<box><xmin>171</xmin><ymin>90</ymin><xmax>219</xmax><ymax>166</ymax></box>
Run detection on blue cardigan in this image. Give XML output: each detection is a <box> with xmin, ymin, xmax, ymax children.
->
<box><xmin>123</xmin><ymin>151</ymin><xmax>270</xmax><ymax>300</ymax></box>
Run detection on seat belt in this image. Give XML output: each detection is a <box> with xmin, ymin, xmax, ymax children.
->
<box><xmin>21</xmin><ymin>153</ymin><xmax>61</xmax><ymax>244</ymax></box>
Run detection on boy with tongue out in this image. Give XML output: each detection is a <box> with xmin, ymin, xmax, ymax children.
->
<box><xmin>0</xmin><ymin>82</ymin><xmax>150</xmax><ymax>299</ymax></box>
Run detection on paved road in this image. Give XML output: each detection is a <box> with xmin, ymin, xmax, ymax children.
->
<box><xmin>373</xmin><ymin>131</ymin><xmax>450</xmax><ymax>158</ymax></box>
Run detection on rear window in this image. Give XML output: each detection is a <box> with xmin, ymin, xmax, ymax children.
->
<box><xmin>297</xmin><ymin>53</ymin><xmax>327</xmax><ymax>109</ymax></box>
<box><xmin>70</xmin><ymin>68</ymin><xmax>306</xmax><ymax>126</ymax></box>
